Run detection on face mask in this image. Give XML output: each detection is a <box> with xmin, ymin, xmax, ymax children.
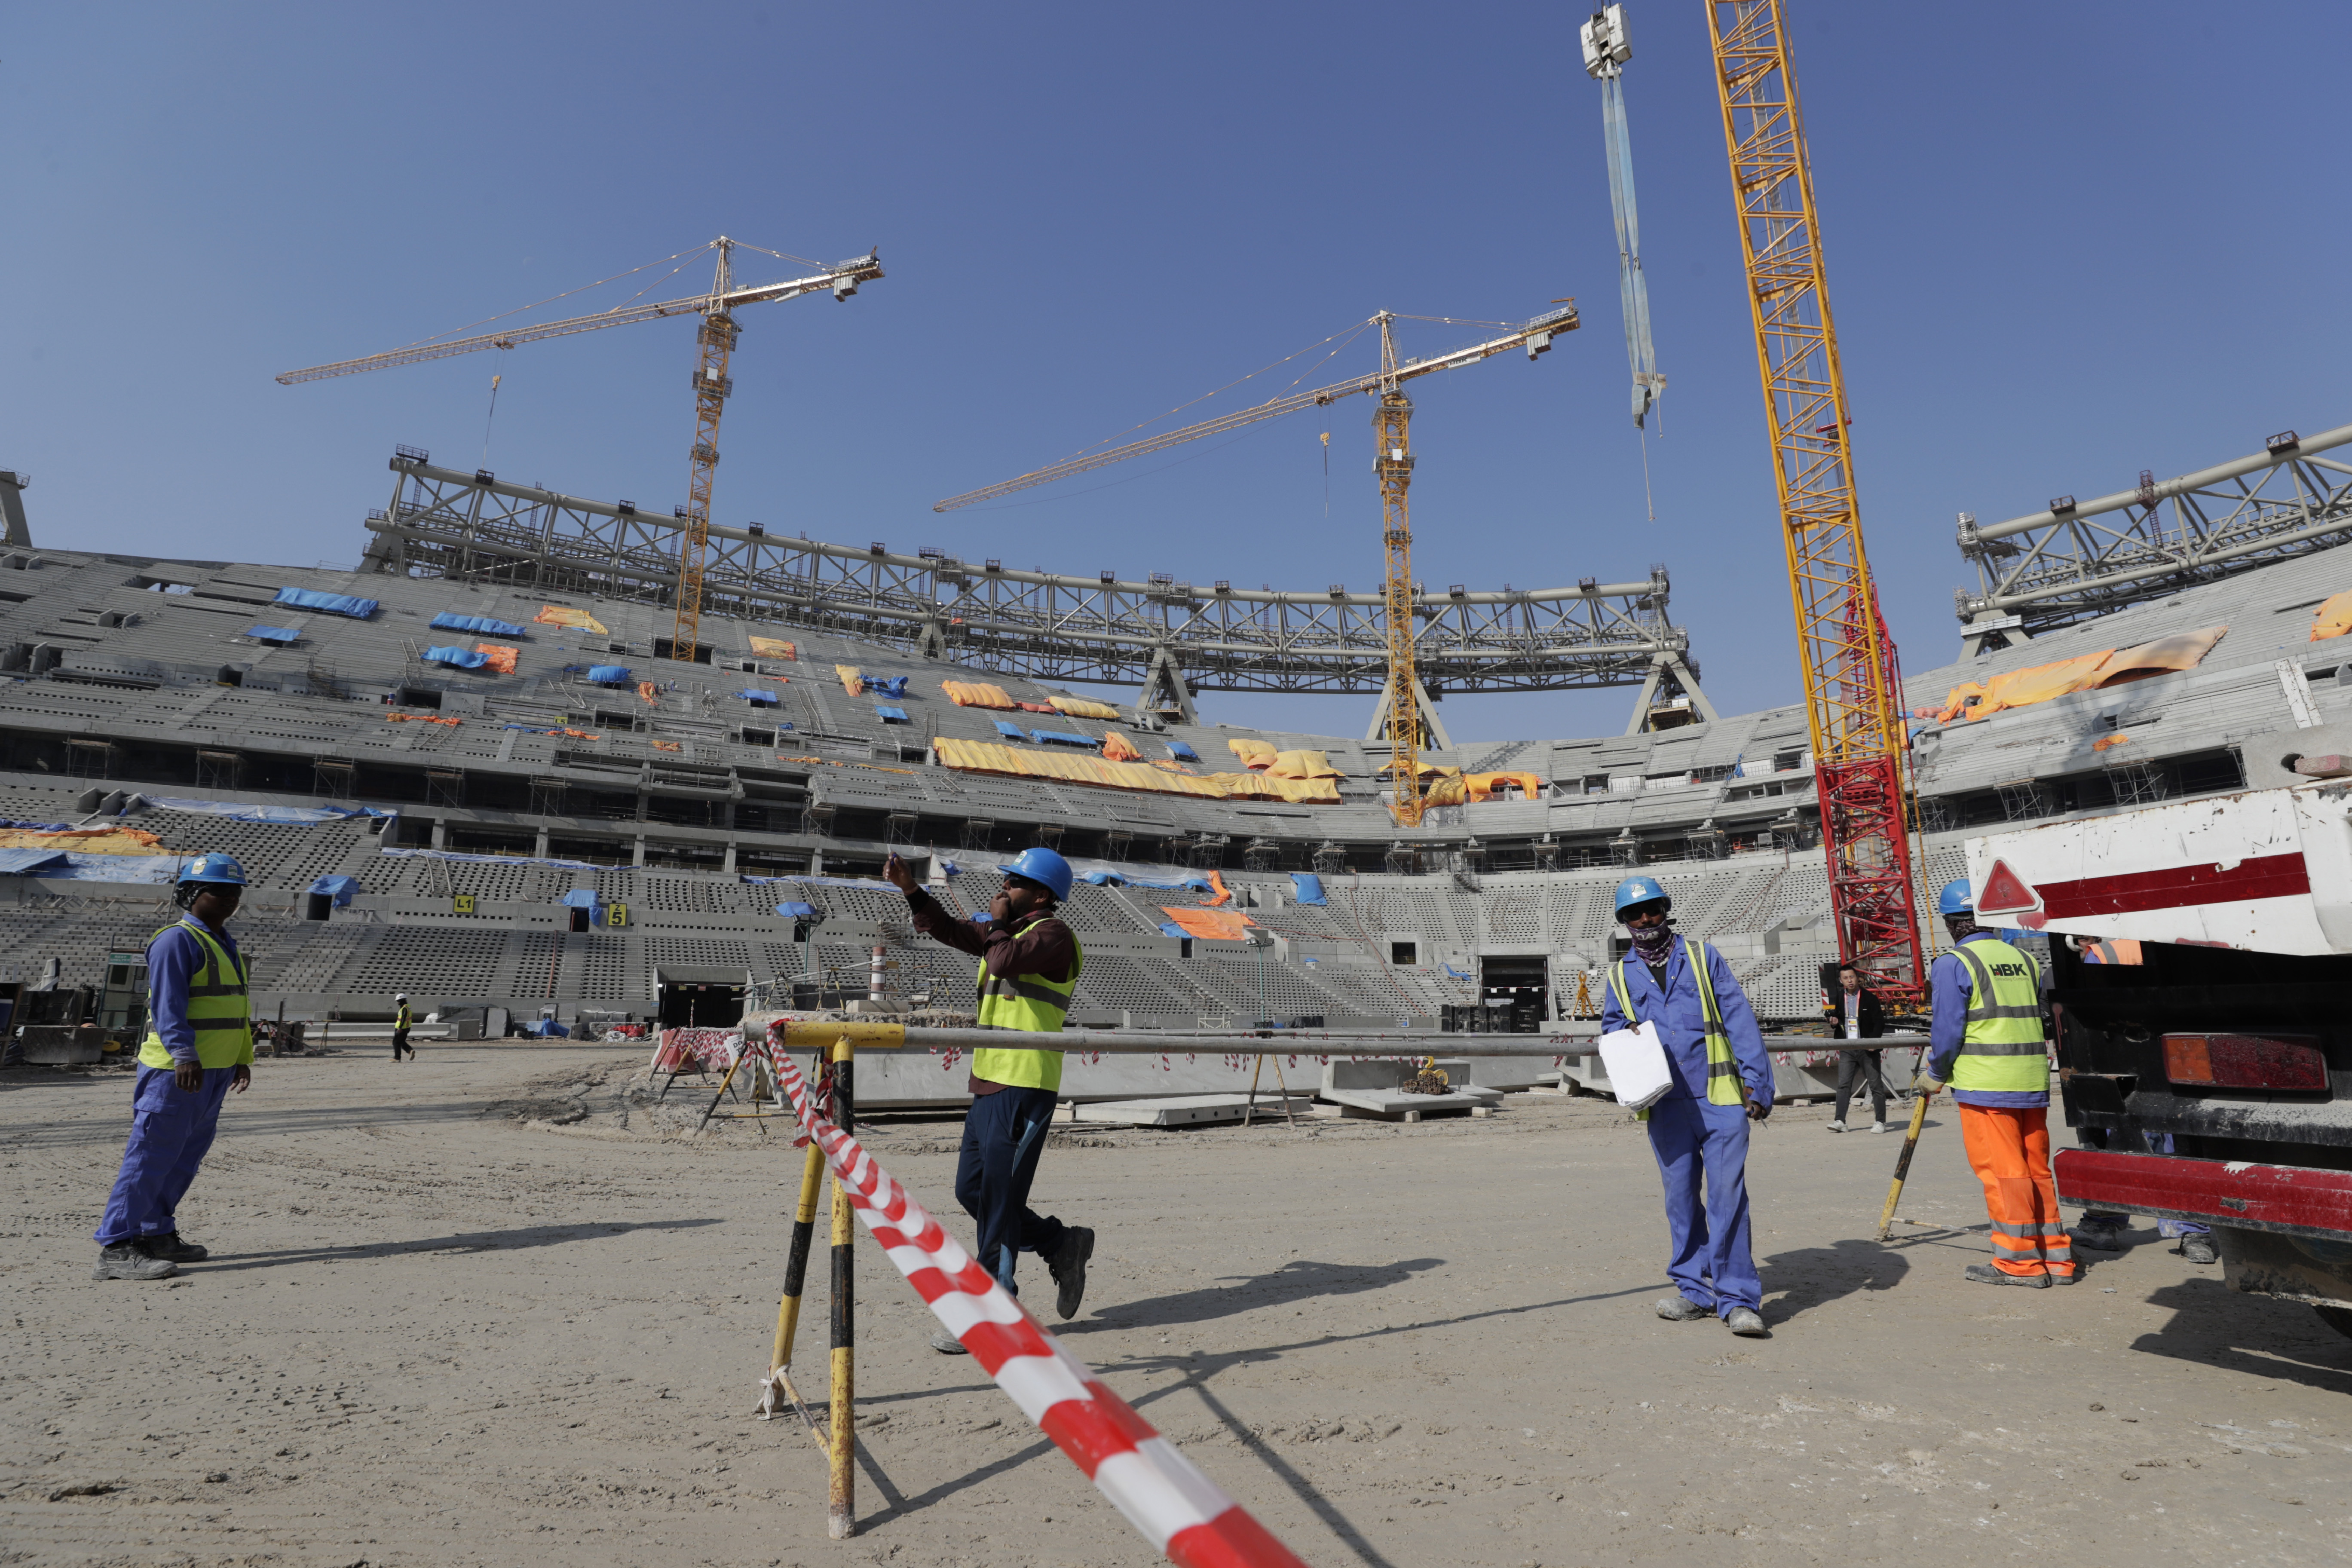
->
<box><xmin>1629</xmin><ymin>922</ymin><xmax>1672</xmax><ymax>958</ymax></box>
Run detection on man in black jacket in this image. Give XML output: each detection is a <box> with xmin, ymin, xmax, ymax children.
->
<box><xmin>1824</xmin><ymin>963</ymin><xmax>1889</xmax><ymax>1133</ymax></box>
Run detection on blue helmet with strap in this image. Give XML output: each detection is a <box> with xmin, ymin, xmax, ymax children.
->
<box><xmin>1614</xmin><ymin>874</ymin><xmax>1670</xmax><ymax>918</ymax></box>
<box><xmin>1936</xmin><ymin>877</ymin><xmax>1974</xmax><ymax>916</ymax></box>
<box><xmin>180</xmin><ymin>851</ymin><xmax>248</xmax><ymax>887</ymax></box>
<box><xmin>998</xmin><ymin>846</ymin><xmax>1074</xmax><ymax>902</ymax></box>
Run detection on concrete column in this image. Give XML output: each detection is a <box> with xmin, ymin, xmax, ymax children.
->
<box><xmin>631</xmin><ymin>836</ymin><xmax>646</xmax><ymax>867</ymax></box>
<box><xmin>430</xmin><ymin>819</ymin><xmax>447</xmax><ymax>850</ymax></box>
<box><xmin>722</xmin><ymin>841</ymin><xmax>738</xmax><ymax>874</ymax></box>
<box><xmin>533</xmin><ymin>827</ymin><xmax>551</xmax><ymax>858</ymax></box>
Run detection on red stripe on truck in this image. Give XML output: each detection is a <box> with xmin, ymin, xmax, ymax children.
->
<box><xmin>2036</xmin><ymin>852</ymin><xmax>2309</xmax><ymax>918</ymax></box>
<box><xmin>2053</xmin><ymin>1148</ymin><xmax>2352</xmax><ymax>1240</ymax></box>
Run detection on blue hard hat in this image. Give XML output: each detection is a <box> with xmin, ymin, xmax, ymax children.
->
<box><xmin>998</xmin><ymin>846</ymin><xmax>1074</xmax><ymax>902</ymax></box>
<box><xmin>181</xmin><ymin>851</ymin><xmax>248</xmax><ymax>887</ymax></box>
<box><xmin>1614</xmin><ymin>874</ymin><xmax>1670</xmax><ymax>917</ymax></box>
<box><xmin>1937</xmin><ymin>878</ymin><xmax>1974</xmax><ymax>916</ymax></box>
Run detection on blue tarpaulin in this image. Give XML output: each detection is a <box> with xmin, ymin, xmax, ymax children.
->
<box><xmin>245</xmin><ymin>625</ymin><xmax>303</xmax><ymax>645</ymax></box>
<box><xmin>0</xmin><ymin>848</ymin><xmax>69</xmax><ymax>876</ymax></box>
<box><xmin>559</xmin><ymin>889</ymin><xmax>603</xmax><ymax>909</ymax></box>
<box><xmin>587</xmin><ymin>665</ymin><xmax>632</xmax><ymax>685</ymax></box>
<box><xmin>431</xmin><ymin>612</ymin><xmax>527</xmax><ymax>637</ymax></box>
<box><xmin>1</xmin><ymin>818</ymin><xmax>72</xmax><ymax>831</ymax></box>
<box><xmin>875</xmin><ymin>705</ymin><xmax>908</xmax><ymax>723</ymax></box>
<box><xmin>531</xmin><ymin>1017</ymin><xmax>572</xmax><ymax>1038</ymax></box>
<box><xmin>774</xmin><ymin>900</ymin><xmax>819</xmax><ymax>919</ymax></box>
<box><xmin>1075</xmin><ymin>861</ymin><xmax>1212</xmax><ymax>892</ymax></box>
<box><xmin>274</xmin><ymin>586</ymin><xmax>378</xmax><ymax>619</ymax></box>
<box><xmin>423</xmin><ymin>646</ymin><xmax>490</xmax><ymax>669</ymax></box>
<box><xmin>147</xmin><ymin>796</ymin><xmax>378</xmax><ymax>824</ymax></box>
<box><xmin>738</xmin><ymin>688</ymin><xmax>780</xmax><ymax>704</ymax></box>
<box><xmin>1166</xmin><ymin>741</ymin><xmax>1200</xmax><ymax>762</ymax></box>
<box><xmin>994</xmin><ymin>720</ymin><xmax>1028</xmax><ymax>740</ymax></box>
<box><xmin>1032</xmin><ymin>729</ymin><xmax>1095</xmax><ymax>747</ymax></box>
<box><xmin>1289</xmin><ymin>872</ymin><xmax>1327</xmax><ymax>906</ymax></box>
<box><xmin>1158</xmin><ymin>922</ymin><xmax>1190</xmax><ymax>939</ymax></box>
<box><xmin>306</xmin><ymin>874</ymin><xmax>361</xmax><ymax>908</ymax></box>
<box><xmin>868</xmin><ymin>675</ymin><xmax>909</xmax><ymax>698</ymax></box>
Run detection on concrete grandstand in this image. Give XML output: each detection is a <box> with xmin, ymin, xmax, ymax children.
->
<box><xmin>1</xmin><ymin>441</ymin><xmax>2341</xmax><ymax>1049</ymax></box>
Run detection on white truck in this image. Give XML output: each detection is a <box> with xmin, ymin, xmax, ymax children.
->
<box><xmin>1968</xmin><ymin>738</ymin><xmax>2352</xmax><ymax>1339</ymax></box>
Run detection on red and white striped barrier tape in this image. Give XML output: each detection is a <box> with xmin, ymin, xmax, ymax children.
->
<box><xmin>772</xmin><ymin>1054</ymin><xmax>1307</xmax><ymax>1568</ymax></box>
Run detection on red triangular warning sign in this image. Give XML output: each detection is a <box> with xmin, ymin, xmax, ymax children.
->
<box><xmin>1977</xmin><ymin>858</ymin><xmax>2040</xmax><ymax>916</ymax></box>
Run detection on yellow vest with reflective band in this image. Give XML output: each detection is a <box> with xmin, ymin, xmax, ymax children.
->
<box><xmin>1948</xmin><ymin>937</ymin><xmax>2049</xmax><ymax>1093</ymax></box>
<box><xmin>971</xmin><ymin>916</ymin><xmax>1083</xmax><ymax>1093</ymax></box>
<box><xmin>395</xmin><ymin>1002</ymin><xmax>413</xmax><ymax>1029</ymax></box>
<box><xmin>138</xmin><ymin>919</ymin><xmax>253</xmax><ymax>1070</ymax></box>
<box><xmin>1609</xmin><ymin>937</ymin><xmax>1743</xmax><ymax>1108</ymax></box>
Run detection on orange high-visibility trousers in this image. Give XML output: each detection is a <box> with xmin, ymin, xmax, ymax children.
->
<box><xmin>1957</xmin><ymin>1102</ymin><xmax>2075</xmax><ymax>1278</ymax></box>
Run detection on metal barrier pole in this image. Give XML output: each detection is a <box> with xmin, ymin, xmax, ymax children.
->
<box><xmin>826</xmin><ymin>1034</ymin><xmax>857</xmax><ymax>1540</ymax></box>
<box><xmin>756</xmin><ymin>1135</ymin><xmax>829</xmax><ymax>1433</ymax></box>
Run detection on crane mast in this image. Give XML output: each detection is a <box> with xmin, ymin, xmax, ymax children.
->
<box><xmin>677</xmin><ymin>240</ymin><xmax>740</xmax><ymax>662</ymax></box>
<box><xmin>1707</xmin><ymin>0</ymin><xmax>1928</xmax><ymax>1003</ymax></box>
<box><xmin>1371</xmin><ymin>316</ymin><xmax>1425</xmax><ymax>824</ymax></box>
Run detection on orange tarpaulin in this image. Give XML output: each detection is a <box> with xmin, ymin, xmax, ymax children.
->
<box><xmin>1017</xmin><ymin>702</ymin><xmax>1057</xmax><ymax>714</ymax></box>
<box><xmin>474</xmin><ymin>643</ymin><xmax>518</xmax><ymax>674</ymax></box>
<box><xmin>386</xmin><ymin>712</ymin><xmax>461</xmax><ymax>728</ymax></box>
<box><xmin>0</xmin><ymin>826</ymin><xmax>166</xmax><ymax>854</ymax></box>
<box><xmin>1421</xmin><ymin>775</ymin><xmax>1468</xmax><ymax>808</ymax></box>
<box><xmin>534</xmin><ymin>605</ymin><xmax>608</xmax><ymax>635</ymax></box>
<box><xmin>637</xmin><ymin>680</ymin><xmax>660</xmax><ymax>705</ymax></box>
<box><xmin>1203</xmin><ymin>869</ymin><xmax>1232</xmax><ymax>907</ymax></box>
<box><xmin>1160</xmin><ymin>906</ymin><xmax>1255</xmax><ymax>940</ymax></box>
<box><xmin>2092</xmin><ymin>732</ymin><xmax>2131</xmax><ymax>752</ymax></box>
<box><xmin>1916</xmin><ymin>625</ymin><xmax>2229</xmax><ymax>723</ymax></box>
<box><xmin>749</xmin><ymin>636</ymin><xmax>798</xmax><ymax>660</ymax></box>
<box><xmin>1050</xmin><ymin>695</ymin><xmax>1122</xmax><ymax>721</ymax></box>
<box><xmin>652</xmin><ymin>739</ymin><xmax>682</xmax><ymax>753</ymax></box>
<box><xmin>1375</xmin><ymin>758</ymin><xmax>1460</xmax><ymax>777</ymax></box>
<box><xmin>1466</xmin><ymin>771</ymin><xmax>1544</xmax><ymax>801</ymax></box>
<box><xmin>1264</xmin><ymin>749</ymin><xmax>1341</xmax><ymax>779</ymax></box>
<box><xmin>943</xmin><ymin>680</ymin><xmax>1017</xmax><ymax>708</ymax></box>
<box><xmin>1100</xmin><ymin>731</ymin><xmax>1141</xmax><ymax>762</ymax></box>
<box><xmin>932</xmin><ymin>737</ymin><xmax>1338</xmax><ymax>803</ymax></box>
<box><xmin>836</xmin><ymin>664</ymin><xmax>865</xmax><ymax>697</ymax></box>
<box><xmin>1228</xmin><ymin>738</ymin><xmax>1277</xmax><ymax>769</ymax></box>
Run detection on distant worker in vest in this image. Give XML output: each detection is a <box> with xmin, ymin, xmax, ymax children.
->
<box><xmin>1919</xmin><ymin>879</ymin><xmax>2075</xmax><ymax>1287</ymax></box>
<box><xmin>91</xmin><ymin>852</ymin><xmax>254</xmax><ymax>1281</ymax></box>
<box><xmin>391</xmin><ymin>994</ymin><xmax>415</xmax><ymax>1061</ymax></box>
<box><xmin>1600</xmin><ymin>875</ymin><xmax>1775</xmax><ymax>1338</ymax></box>
<box><xmin>884</xmin><ymin>845</ymin><xmax>1096</xmax><ymax>1351</ymax></box>
<box><xmin>1822</xmin><ymin>962</ymin><xmax>1890</xmax><ymax>1134</ymax></box>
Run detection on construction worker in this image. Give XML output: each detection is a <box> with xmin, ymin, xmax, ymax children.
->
<box><xmin>391</xmin><ymin>993</ymin><xmax>414</xmax><ymax>1061</ymax></box>
<box><xmin>1600</xmin><ymin>874</ymin><xmax>1774</xmax><ymax>1337</ymax></box>
<box><xmin>1919</xmin><ymin>879</ymin><xmax>2075</xmax><ymax>1287</ymax></box>
<box><xmin>884</xmin><ymin>845</ymin><xmax>1095</xmax><ymax>1350</ymax></box>
<box><xmin>91</xmin><ymin>853</ymin><xmax>254</xmax><ymax>1281</ymax></box>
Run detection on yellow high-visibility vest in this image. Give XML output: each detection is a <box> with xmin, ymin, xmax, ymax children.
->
<box><xmin>138</xmin><ymin>919</ymin><xmax>253</xmax><ymax>1070</ymax></box>
<box><xmin>971</xmin><ymin>915</ymin><xmax>1083</xmax><ymax>1093</ymax></box>
<box><xmin>1609</xmin><ymin>938</ymin><xmax>1743</xmax><ymax>1107</ymax></box>
<box><xmin>1949</xmin><ymin>937</ymin><xmax>2049</xmax><ymax>1093</ymax></box>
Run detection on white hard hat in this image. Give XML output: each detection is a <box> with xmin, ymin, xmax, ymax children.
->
<box><xmin>395</xmin><ymin>992</ymin><xmax>408</xmax><ymax>1001</ymax></box>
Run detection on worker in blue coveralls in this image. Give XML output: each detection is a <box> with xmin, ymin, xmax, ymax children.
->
<box><xmin>1599</xmin><ymin>874</ymin><xmax>1775</xmax><ymax>1338</ymax></box>
<box><xmin>90</xmin><ymin>852</ymin><xmax>254</xmax><ymax>1281</ymax></box>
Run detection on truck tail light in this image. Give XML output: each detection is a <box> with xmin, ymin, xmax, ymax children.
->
<box><xmin>2161</xmin><ymin>1032</ymin><xmax>2328</xmax><ymax>1091</ymax></box>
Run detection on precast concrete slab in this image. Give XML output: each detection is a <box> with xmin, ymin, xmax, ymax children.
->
<box><xmin>1060</xmin><ymin>1093</ymin><xmax>1317</xmax><ymax>1127</ymax></box>
<box><xmin>1319</xmin><ymin>1085</ymin><xmax>1501</xmax><ymax>1120</ymax></box>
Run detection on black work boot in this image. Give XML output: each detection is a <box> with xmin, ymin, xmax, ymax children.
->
<box><xmin>92</xmin><ymin>1239</ymin><xmax>178</xmax><ymax>1281</ymax></box>
<box><xmin>1048</xmin><ymin>1227</ymin><xmax>1095</xmax><ymax>1320</ymax></box>
<box><xmin>152</xmin><ymin>1232</ymin><xmax>208</xmax><ymax>1262</ymax></box>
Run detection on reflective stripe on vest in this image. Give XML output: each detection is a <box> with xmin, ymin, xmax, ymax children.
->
<box><xmin>138</xmin><ymin>919</ymin><xmax>252</xmax><ymax>1070</ymax></box>
<box><xmin>971</xmin><ymin>917</ymin><xmax>1083</xmax><ymax>1093</ymax></box>
<box><xmin>1609</xmin><ymin>938</ymin><xmax>1742</xmax><ymax>1107</ymax></box>
<box><xmin>1949</xmin><ymin>938</ymin><xmax>2049</xmax><ymax>1092</ymax></box>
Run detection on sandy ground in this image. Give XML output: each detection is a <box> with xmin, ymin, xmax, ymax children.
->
<box><xmin>6</xmin><ymin>1043</ymin><xmax>2352</xmax><ymax>1568</ymax></box>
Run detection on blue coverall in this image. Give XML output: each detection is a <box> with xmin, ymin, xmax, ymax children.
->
<box><xmin>93</xmin><ymin>924</ymin><xmax>245</xmax><ymax>1247</ymax></box>
<box><xmin>1601</xmin><ymin>935</ymin><xmax>1775</xmax><ymax>1317</ymax></box>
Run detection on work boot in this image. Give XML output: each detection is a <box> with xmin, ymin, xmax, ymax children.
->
<box><xmin>1965</xmin><ymin>1263</ymin><xmax>2051</xmax><ymax>1288</ymax></box>
<box><xmin>2070</xmin><ymin>1217</ymin><xmax>2127</xmax><ymax>1252</ymax></box>
<box><xmin>1049</xmin><ymin>1227</ymin><xmax>1095</xmax><ymax>1320</ymax></box>
<box><xmin>1655</xmin><ymin>1295</ymin><xmax>1712</xmax><ymax>1322</ymax></box>
<box><xmin>151</xmin><ymin>1232</ymin><xmax>208</xmax><ymax>1262</ymax></box>
<box><xmin>1725</xmin><ymin>1307</ymin><xmax>1768</xmax><ymax>1337</ymax></box>
<box><xmin>92</xmin><ymin>1240</ymin><xmax>178</xmax><ymax>1281</ymax></box>
<box><xmin>1871</xmin><ymin>1121</ymin><xmax>1891</xmax><ymax>1134</ymax></box>
<box><xmin>1825</xmin><ymin>1120</ymin><xmax>1847</xmax><ymax>1133</ymax></box>
<box><xmin>928</xmin><ymin>1330</ymin><xmax>970</xmax><ymax>1356</ymax></box>
<box><xmin>2179</xmin><ymin>1232</ymin><xmax>2220</xmax><ymax>1265</ymax></box>
<box><xmin>2046</xmin><ymin>1267</ymin><xmax>2081</xmax><ymax>1286</ymax></box>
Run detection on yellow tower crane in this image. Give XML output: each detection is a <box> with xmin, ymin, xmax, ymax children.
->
<box><xmin>932</xmin><ymin>305</ymin><xmax>1577</xmax><ymax>824</ymax></box>
<box><xmin>278</xmin><ymin>238</ymin><xmax>883</xmax><ymax>664</ymax></box>
<box><xmin>1707</xmin><ymin>1</ymin><xmax>1928</xmax><ymax>1002</ymax></box>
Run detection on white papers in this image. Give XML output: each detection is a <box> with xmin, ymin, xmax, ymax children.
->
<box><xmin>1596</xmin><ymin>1018</ymin><xmax>1673</xmax><ymax>1109</ymax></box>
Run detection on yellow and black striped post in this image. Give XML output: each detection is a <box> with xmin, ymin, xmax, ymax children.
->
<box><xmin>826</xmin><ymin>1034</ymin><xmax>857</xmax><ymax>1539</ymax></box>
<box><xmin>769</xmin><ymin>1137</ymin><xmax>826</xmax><ymax>1379</ymax></box>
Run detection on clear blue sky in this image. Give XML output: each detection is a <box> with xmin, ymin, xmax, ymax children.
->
<box><xmin>6</xmin><ymin>3</ymin><xmax>2346</xmax><ymax>742</ymax></box>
